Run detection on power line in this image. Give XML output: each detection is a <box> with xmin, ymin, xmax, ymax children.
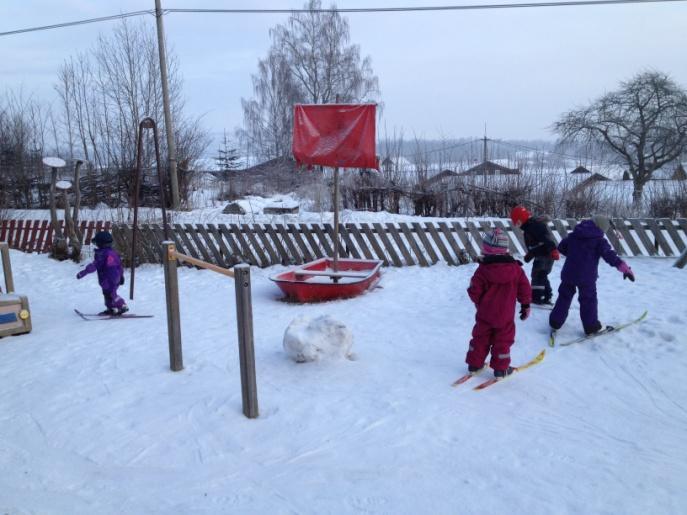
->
<box><xmin>2</xmin><ymin>0</ymin><xmax>686</xmax><ymax>37</ymax></box>
<box><xmin>0</xmin><ymin>10</ymin><xmax>153</xmax><ymax>37</ymax></box>
<box><xmin>168</xmin><ymin>0</ymin><xmax>686</xmax><ymax>14</ymax></box>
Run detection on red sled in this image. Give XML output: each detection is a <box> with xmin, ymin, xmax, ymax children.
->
<box><xmin>270</xmin><ymin>257</ymin><xmax>383</xmax><ymax>303</ymax></box>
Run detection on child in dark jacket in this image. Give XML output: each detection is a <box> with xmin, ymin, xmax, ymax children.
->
<box><xmin>549</xmin><ymin>215</ymin><xmax>634</xmax><ymax>335</ymax></box>
<box><xmin>76</xmin><ymin>231</ymin><xmax>129</xmax><ymax>315</ymax></box>
<box><xmin>466</xmin><ymin>228</ymin><xmax>532</xmax><ymax>378</ymax></box>
<box><xmin>511</xmin><ymin>206</ymin><xmax>559</xmax><ymax>305</ymax></box>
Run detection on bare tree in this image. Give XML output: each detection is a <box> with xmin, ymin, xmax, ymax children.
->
<box><xmin>555</xmin><ymin>71</ymin><xmax>687</xmax><ymax>206</ymax></box>
<box><xmin>54</xmin><ymin>19</ymin><xmax>209</xmax><ymax>191</ymax></box>
<box><xmin>239</xmin><ymin>0</ymin><xmax>380</xmax><ymax>162</ymax></box>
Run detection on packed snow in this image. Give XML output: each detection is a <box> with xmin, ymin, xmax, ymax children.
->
<box><xmin>1</xmin><ymin>245</ymin><xmax>686</xmax><ymax>514</ymax></box>
<box><xmin>283</xmin><ymin>314</ymin><xmax>354</xmax><ymax>363</ymax></box>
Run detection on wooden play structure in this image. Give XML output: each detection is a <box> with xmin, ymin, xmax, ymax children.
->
<box><xmin>127</xmin><ymin>116</ymin><xmax>257</xmax><ymax>419</ymax></box>
<box><xmin>162</xmin><ymin>241</ymin><xmax>258</xmax><ymax>419</ymax></box>
<box><xmin>0</xmin><ymin>243</ymin><xmax>32</xmax><ymax>338</ymax></box>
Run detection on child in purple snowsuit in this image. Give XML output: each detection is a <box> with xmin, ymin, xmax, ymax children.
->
<box><xmin>549</xmin><ymin>215</ymin><xmax>634</xmax><ymax>335</ymax></box>
<box><xmin>76</xmin><ymin>231</ymin><xmax>129</xmax><ymax>315</ymax></box>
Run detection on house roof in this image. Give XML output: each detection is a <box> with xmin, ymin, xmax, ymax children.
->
<box><xmin>570</xmin><ymin>165</ymin><xmax>591</xmax><ymax>174</ymax></box>
<box><xmin>457</xmin><ymin>160</ymin><xmax>519</xmax><ymax>176</ymax></box>
<box><xmin>571</xmin><ymin>172</ymin><xmax>610</xmax><ymax>193</ymax></box>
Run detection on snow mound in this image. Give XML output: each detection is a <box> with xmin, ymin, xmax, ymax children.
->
<box><xmin>283</xmin><ymin>314</ymin><xmax>353</xmax><ymax>362</ymax></box>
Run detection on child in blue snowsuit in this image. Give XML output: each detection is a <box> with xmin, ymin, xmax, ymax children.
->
<box><xmin>76</xmin><ymin>231</ymin><xmax>128</xmax><ymax>315</ymax></box>
<box><xmin>549</xmin><ymin>215</ymin><xmax>634</xmax><ymax>335</ymax></box>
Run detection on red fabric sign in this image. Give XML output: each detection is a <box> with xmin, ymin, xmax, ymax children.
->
<box><xmin>292</xmin><ymin>104</ymin><xmax>377</xmax><ymax>169</ymax></box>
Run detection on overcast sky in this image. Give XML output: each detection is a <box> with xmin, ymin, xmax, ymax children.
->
<box><xmin>2</xmin><ymin>0</ymin><xmax>687</xmax><ymax>150</ymax></box>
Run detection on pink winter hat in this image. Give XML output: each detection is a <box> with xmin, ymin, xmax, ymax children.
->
<box><xmin>482</xmin><ymin>228</ymin><xmax>509</xmax><ymax>255</ymax></box>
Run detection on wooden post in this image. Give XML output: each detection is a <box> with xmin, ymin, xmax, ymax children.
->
<box><xmin>233</xmin><ymin>264</ymin><xmax>258</xmax><ymax>418</ymax></box>
<box><xmin>675</xmin><ymin>248</ymin><xmax>687</xmax><ymax>269</ymax></box>
<box><xmin>0</xmin><ymin>243</ymin><xmax>15</xmax><ymax>293</ymax></box>
<box><xmin>154</xmin><ymin>0</ymin><xmax>180</xmax><ymax>210</ymax></box>
<box><xmin>333</xmin><ymin>166</ymin><xmax>340</xmax><ymax>275</ymax></box>
<box><xmin>162</xmin><ymin>241</ymin><xmax>183</xmax><ymax>371</ymax></box>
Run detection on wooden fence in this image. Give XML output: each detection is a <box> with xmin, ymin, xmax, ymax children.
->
<box><xmin>2</xmin><ymin>218</ymin><xmax>686</xmax><ymax>267</ymax></box>
<box><xmin>111</xmin><ymin>218</ymin><xmax>687</xmax><ymax>268</ymax></box>
<box><xmin>0</xmin><ymin>220</ymin><xmax>111</xmax><ymax>253</ymax></box>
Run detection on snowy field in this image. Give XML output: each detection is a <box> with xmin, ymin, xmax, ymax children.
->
<box><xmin>1</xmin><ymin>248</ymin><xmax>687</xmax><ymax>514</ymax></box>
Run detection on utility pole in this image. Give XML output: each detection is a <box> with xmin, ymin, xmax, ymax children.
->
<box><xmin>482</xmin><ymin>124</ymin><xmax>488</xmax><ymax>163</ymax></box>
<box><xmin>154</xmin><ymin>0</ymin><xmax>180</xmax><ymax>209</ymax></box>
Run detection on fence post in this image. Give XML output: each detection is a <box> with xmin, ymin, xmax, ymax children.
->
<box><xmin>0</xmin><ymin>243</ymin><xmax>15</xmax><ymax>293</ymax></box>
<box><xmin>162</xmin><ymin>241</ymin><xmax>183</xmax><ymax>371</ymax></box>
<box><xmin>233</xmin><ymin>264</ymin><xmax>258</xmax><ymax>419</ymax></box>
<box><xmin>675</xmin><ymin>248</ymin><xmax>687</xmax><ymax>269</ymax></box>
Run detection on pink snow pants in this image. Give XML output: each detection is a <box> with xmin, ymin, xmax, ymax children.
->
<box><xmin>465</xmin><ymin>318</ymin><xmax>515</xmax><ymax>372</ymax></box>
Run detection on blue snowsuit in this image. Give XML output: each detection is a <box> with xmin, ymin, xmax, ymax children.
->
<box><xmin>549</xmin><ymin>220</ymin><xmax>623</xmax><ymax>334</ymax></box>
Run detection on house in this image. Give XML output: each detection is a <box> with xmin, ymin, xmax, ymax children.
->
<box><xmin>570</xmin><ymin>165</ymin><xmax>592</xmax><ymax>175</ymax></box>
<box><xmin>221</xmin><ymin>156</ymin><xmax>320</xmax><ymax>197</ymax></box>
<box><xmin>457</xmin><ymin>160</ymin><xmax>520</xmax><ymax>176</ymax></box>
<box><xmin>570</xmin><ymin>172</ymin><xmax>610</xmax><ymax>194</ymax></box>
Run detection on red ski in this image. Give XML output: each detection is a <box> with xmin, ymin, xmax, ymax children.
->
<box><xmin>451</xmin><ymin>365</ymin><xmax>487</xmax><ymax>387</ymax></box>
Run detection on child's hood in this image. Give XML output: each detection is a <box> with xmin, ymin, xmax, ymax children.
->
<box><xmin>571</xmin><ymin>220</ymin><xmax>604</xmax><ymax>239</ymax></box>
<box><xmin>477</xmin><ymin>256</ymin><xmax>522</xmax><ymax>284</ymax></box>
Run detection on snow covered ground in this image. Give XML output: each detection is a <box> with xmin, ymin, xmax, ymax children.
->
<box><xmin>1</xmin><ymin>248</ymin><xmax>686</xmax><ymax>514</ymax></box>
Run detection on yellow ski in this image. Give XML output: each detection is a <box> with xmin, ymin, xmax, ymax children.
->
<box><xmin>473</xmin><ymin>350</ymin><xmax>546</xmax><ymax>391</ymax></box>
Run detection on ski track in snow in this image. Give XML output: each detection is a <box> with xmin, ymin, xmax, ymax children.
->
<box><xmin>1</xmin><ymin>249</ymin><xmax>686</xmax><ymax>514</ymax></box>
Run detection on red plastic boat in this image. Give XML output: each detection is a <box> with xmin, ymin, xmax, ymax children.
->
<box><xmin>270</xmin><ymin>257</ymin><xmax>383</xmax><ymax>302</ymax></box>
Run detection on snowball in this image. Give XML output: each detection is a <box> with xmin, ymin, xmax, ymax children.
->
<box><xmin>283</xmin><ymin>315</ymin><xmax>353</xmax><ymax>363</ymax></box>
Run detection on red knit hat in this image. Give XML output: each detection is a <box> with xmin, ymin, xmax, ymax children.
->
<box><xmin>510</xmin><ymin>206</ymin><xmax>530</xmax><ymax>225</ymax></box>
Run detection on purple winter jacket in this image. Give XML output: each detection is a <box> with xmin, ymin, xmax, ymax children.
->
<box><xmin>559</xmin><ymin>220</ymin><xmax>622</xmax><ymax>286</ymax></box>
<box><xmin>81</xmin><ymin>247</ymin><xmax>124</xmax><ymax>292</ymax></box>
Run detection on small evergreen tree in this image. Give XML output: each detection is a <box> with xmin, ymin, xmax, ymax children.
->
<box><xmin>215</xmin><ymin>131</ymin><xmax>240</xmax><ymax>172</ymax></box>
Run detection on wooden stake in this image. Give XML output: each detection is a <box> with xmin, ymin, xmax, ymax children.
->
<box><xmin>233</xmin><ymin>264</ymin><xmax>258</xmax><ymax>418</ymax></box>
<box><xmin>162</xmin><ymin>241</ymin><xmax>183</xmax><ymax>371</ymax></box>
<box><xmin>0</xmin><ymin>243</ymin><xmax>14</xmax><ymax>293</ymax></box>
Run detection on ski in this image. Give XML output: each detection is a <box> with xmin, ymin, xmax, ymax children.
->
<box><xmin>74</xmin><ymin>309</ymin><xmax>153</xmax><ymax>321</ymax></box>
<box><xmin>557</xmin><ymin>310</ymin><xmax>648</xmax><ymax>347</ymax></box>
<box><xmin>549</xmin><ymin>329</ymin><xmax>556</xmax><ymax>347</ymax></box>
<box><xmin>473</xmin><ymin>349</ymin><xmax>546</xmax><ymax>391</ymax></box>
<box><xmin>451</xmin><ymin>365</ymin><xmax>487</xmax><ymax>387</ymax></box>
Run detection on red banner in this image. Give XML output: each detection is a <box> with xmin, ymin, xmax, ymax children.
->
<box><xmin>292</xmin><ymin>104</ymin><xmax>377</xmax><ymax>169</ymax></box>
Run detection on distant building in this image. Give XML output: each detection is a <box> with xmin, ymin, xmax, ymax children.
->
<box><xmin>456</xmin><ymin>160</ymin><xmax>520</xmax><ymax>176</ymax></box>
<box><xmin>570</xmin><ymin>172</ymin><xmax>610</xmax><ymax>194</ymax></box>
<box><xmin>672</xmin><ymin>164</ymin><xmax>686</xmax><ymax>181</ymax></box>
<box><xmin>570</xmin><ymin>165</ymin><xmax>591</xmax><ymax>175</ymax></box>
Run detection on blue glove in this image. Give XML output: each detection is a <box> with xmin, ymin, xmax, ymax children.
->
<box><xmin>76</xmin><ymin>270</ymin><xmax>87</xmax><ymax>280</ymax></box>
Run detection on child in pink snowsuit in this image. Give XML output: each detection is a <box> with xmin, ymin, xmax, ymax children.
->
<box><xmin>466</xmin><ymin>228</ymin><xmax>532</xmax><ymax>377</ymax></box>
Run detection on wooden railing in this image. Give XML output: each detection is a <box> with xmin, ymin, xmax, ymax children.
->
<box><xmin>3</xmin><ymin>218</ymin><xmax>686</xmax><ymax>266</ymax></box>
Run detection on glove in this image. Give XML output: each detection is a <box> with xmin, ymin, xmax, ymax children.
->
<box><xmin>617</xmin><ymin>262</ymin><xmax>635</xmax><ymax>282</ymax></box>
<box><xmin>520</xmin><ymin>304</ymin><xmax>531</xmax><ymax>321</ymax></box>
<box><xmin>76</xmin><ymin>270</ymin><xmax>87</xmax><ymax>280</ymax></box>
<box><xmin>119</xmin><ymin>275</ymin><xmax>125</xmax><ymax>286</ymax></box>
<box><xmin>524</xmin><ymin>253</ymin><xmax>534</xmax><ymax>263</ymax></box>
<box><xmin>551</xmin><ymin>249</ymin><xmax>560</xmax><ymax>261</ymax></box>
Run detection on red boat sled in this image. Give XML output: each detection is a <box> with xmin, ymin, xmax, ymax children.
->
<box><xmin>270</xmin><ymin>257</ymin><xmax>382</xmax><ymax>302</ymax></box>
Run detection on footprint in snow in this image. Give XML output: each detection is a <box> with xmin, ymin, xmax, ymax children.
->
<box><xmin>639</xmin><ymin>327</ymin><xmax>656</xmax><ymax>338</ymax></box>
<box><xmin>659</xmin><ymin>331</ymin><xmax>675</xmax><ymax>343</ymax></box>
